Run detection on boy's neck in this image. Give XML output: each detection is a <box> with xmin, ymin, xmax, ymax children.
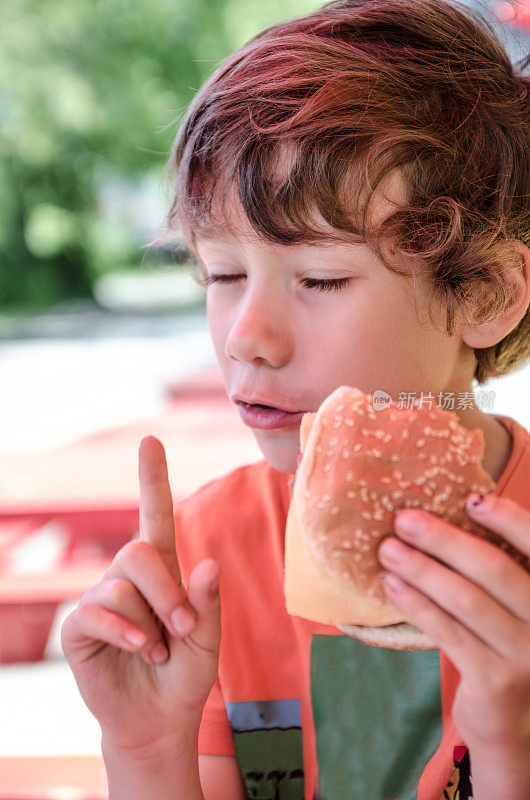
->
<box><xmin>456</xmin><ymin>407</ymin><xmax>513</xmax><ymax>484</ymax></box>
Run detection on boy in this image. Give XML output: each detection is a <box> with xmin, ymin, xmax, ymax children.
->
<box><xmin>62</xmin><ymin>0</ymin><xmax>530</xmax><ymax>798</ymax></box>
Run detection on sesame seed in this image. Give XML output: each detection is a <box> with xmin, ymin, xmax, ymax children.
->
<box><xmin>423</xmin><ymin>426</ymin><xmax>432</xmax><ymax>435</ymax></box>
<box><xmin>414</xmin><ymin>476</ymin><xmax>426</xmax><ymax>486</ymax></box>
<box><xmin>345</xmin><ymin>418</ymin><xmax>354</xmax><ymax>426</ymax></box>
<box><xmin>342</xmin><ymin>450</ymin><xmax>351</xmax><ymax>458</ymax></box>
<box><xmin>416</xmin><ymin>439</ymin><xmax>426</xmax><ymax>448</ymax></box>
<box><xmin>381</xmin><ymin>476</ymin><xmax>392</xmax><ymax>484</ymax></box>
<box><xmin>353</xmin><ymin>444</ymin><xmax>362</xmax><ymax>452</ymax></box>
<box><xmin>425</xmin><ymin>467</ymin><xmax>440</xmax><ymax>477</ymax></box>
<box><xmin>324</xmin><ymin>464</ymin><xmax>333</xmax><ymax>472</ymax></box>
<box><xmin>391</xmin><ymin>490</ymin><xmax>403</xmax><ymax>499</ymax></box>
<box><xmin>329</xmin><ymin>437</ymin><xmax>339</xmax><ymax>446</ymax></box>
<box><xmin>371</xmin><ymin>448</ymin><xmax>382</xmax><ymax>458</ymax></box>
<box><xmin>346</xmin><ymin>491</ymin><xmax>356</xmax><ymax>499</ymax></box>
<box><xmin>330</xmin><ymin>506</ymin><xmax>340</xmax><ymax>515</ymax></box>
<box><xmin>398</xmin><ymin>480</ymin><xmax>412</xmax><ymax>489</ymax></box>
<box><xmin>336</xmin><ymin>405</ymin><xmax>344</xmax><ymax>412</ymax></box>
<box><xmin>361</xmin><ymin>511</ymin><xmax>372</xmax><ymax>520</ymax></box>
<box><xmin>342</xmin><ymin>541</ymin><xmax>353</xmax><ymax>549</ymax></box>
<box><xmin>391</xmin><ymin>469</ymin><xmax>403</xmax><ymax>480</ymax></box>
<box><xmin>384</xmin><ymin>433</ymin><xmax>393</xmax><ymax>443</ymax></box>
<box><xmin>370</xmin><ymin>490</ymin><xmax>378</xmax><ymax>500</ymax></box>
<box><xmin>322</xmin><ymin>494</ymin><xmax>331</xmax><ymax>502</ymax></box>
<box><xmin>423</xmin><ymin>487</ymin><xmax>434</xmax><ymax>497</ymax></box>
<box><xmin>401</xmin><ymin>429</ymin><xmax>410</xmax><ymax>439</ymax></box>
<box><xmin>346</xmin><ymin>471</ymin><xmax>354</xmax><ymax>481</ymax></box>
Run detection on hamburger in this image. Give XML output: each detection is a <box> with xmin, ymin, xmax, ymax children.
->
<box><xmin>284</xmin><ymin>386</ymin><xmax>520</xmax><ymax>650</ymax></box>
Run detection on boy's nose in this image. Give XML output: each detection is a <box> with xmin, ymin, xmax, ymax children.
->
<box><xmin>224</xmin><ymin>294</ymin><xmax>294</xmax><ymax>368</ymax></box>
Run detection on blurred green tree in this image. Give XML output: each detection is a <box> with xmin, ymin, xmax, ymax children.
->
<box><xmin>0</xmin><ymin>0</ymin><xmax>316</xmax><ymax>312</ymax></box>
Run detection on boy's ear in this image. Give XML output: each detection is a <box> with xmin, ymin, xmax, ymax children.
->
<box><xmin>462</xmin><ymin>239</ymin><xmax>530</xmax><ymax>349</ymax></box>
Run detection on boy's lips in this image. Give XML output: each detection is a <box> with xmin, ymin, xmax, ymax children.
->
<box><xmin>230</xmin><ymin>394</ymin><xmax>307</xmax><ymax>430</ymax></box>
<box><xmin>231</xmin><ymin>393</ymin><xmax>304</xmax><ymax>414</ymax></box>
<box><xmin>235</xmin><ymin>402</ymin><xmax>305</xmax><ymax>430</ymax></box>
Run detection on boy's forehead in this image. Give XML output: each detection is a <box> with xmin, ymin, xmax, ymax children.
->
<box><xmin>193</xmin><ymin>162</ymin><xmax>409</xmax><ymax>254</ymax></box>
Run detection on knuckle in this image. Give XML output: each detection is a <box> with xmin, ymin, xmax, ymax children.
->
<box><xmin>104</xmin><ymin>577</ymin><xmax>134</xmax><ymax>608</ymax></box>
<box><xmin>117</xmin><ymin>539</ymin><xmax>152</xmax><ymax>566</ymax></box>
<box><xmin>77</xmin><ymin>582</ymin><xmax>102</xmax><ymax>607</ymax></box>
<box><xmin>488</xmin><ymin>553</ymin><xmax>515</xmax><ymax>589</ymax></box>
<box><xmin>457</xmin><ymin>587</ymin><xmax>483</xmax><ymax>619</ymax></box>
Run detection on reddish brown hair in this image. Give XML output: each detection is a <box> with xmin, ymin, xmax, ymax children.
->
<box><xmin>160</xmin><ymin>0</ymin><xmax>530</xmax><ymax>384</ymax></box>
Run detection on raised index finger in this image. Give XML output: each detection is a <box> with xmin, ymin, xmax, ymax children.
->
<box><xmin>138</xmin><ymin>436</ymin><xmax>179</xmax><ymax>570</ymax></box>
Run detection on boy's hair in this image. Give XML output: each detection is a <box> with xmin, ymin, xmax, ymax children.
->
<box><xmin>161</xmin><ymin>0</ymin><xmax>530</xmax><ymax>385</ymax></box>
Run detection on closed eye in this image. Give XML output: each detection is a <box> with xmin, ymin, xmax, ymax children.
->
<box><xmin>202</xmin><ymin>275</ymin><xmax>351</xmax><ymax>292</ymax></box>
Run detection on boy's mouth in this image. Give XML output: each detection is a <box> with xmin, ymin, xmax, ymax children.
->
<box><xmin>235</xmin><ymin>401</ymin><xmax>305</xmax><ymax>430</ymax></box>
<box><xmin>232</xmin><ymin>395</ymin><xmax>303</xmax><ymax>414</ymax></box>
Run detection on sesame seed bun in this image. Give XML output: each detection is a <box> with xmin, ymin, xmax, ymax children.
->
<box><xmin>284</xmin><ymin>386</ymin><xmax>500</xmax><ymax>651</ymax></box>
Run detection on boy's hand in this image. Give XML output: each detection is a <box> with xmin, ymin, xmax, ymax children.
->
<box><xmin>61</xmin><ymin>435</ymin><xmax>222</xmax><ymax>752</ymax></box>
<box><xmin>378</xmin><ymin>493</ymin><xmax>530</xmax><ymax>764</ymax></box>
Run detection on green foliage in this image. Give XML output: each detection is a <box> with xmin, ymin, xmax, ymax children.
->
<box><xmin>0</xmin><ymin>0</ymin><xmax>319</xmax><ymax>311</ymax></box>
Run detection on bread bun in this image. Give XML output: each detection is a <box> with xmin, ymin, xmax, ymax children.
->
<box><xmin>284</xmin><ymin>386</ymin><xmax>508</xmax><ymax>650</ymax></box>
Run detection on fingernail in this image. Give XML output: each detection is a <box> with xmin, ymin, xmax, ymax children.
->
<box><xmin>379</xmin><ymin>537</ymin><xmax>410</xmax><ymax>563</ymax></box>
<box><xmin>150</xmin><ymin>642</ymin><xmax>169</xmax><ymax>664</ymax></box>
<box><xmin>124</xmin><ymin>629</ymin><xmax>146</xmax><ymax>648</ymax></box>
<box><xmin>171</xmin><ymin>606</ymin><xmax>196</xmax><ymax>637</ymax></box>
<box><xmin>209</xmin><ymin>562</ymin><xmax>222</xmax><ymax>597</ymax></box>
<box><xmin>209</xmin><ymin>574</ymin><xmax>221</xmax><ymax>597</ymax></box>
<box><xmin>466</xmin><ymin>492</ymin><xmax>493</xmax><ymax>512</ymax></box>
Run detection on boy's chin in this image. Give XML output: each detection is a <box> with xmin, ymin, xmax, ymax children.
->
<box><xmin>252</xmin><ymin>429</ymin><xmax>300</xmax><ymax>475</ymax></box>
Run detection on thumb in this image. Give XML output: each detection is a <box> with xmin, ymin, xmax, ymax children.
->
<box><xmin>185</xmin><ymin>559</ymin><xmax>222</xmax><ymax>652</ymax></box>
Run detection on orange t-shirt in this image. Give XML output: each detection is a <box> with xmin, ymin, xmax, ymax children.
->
<box><xmin>174</xmin><ymin>414</ymin><xmax>530</xmax><ymax>800</ymax></box>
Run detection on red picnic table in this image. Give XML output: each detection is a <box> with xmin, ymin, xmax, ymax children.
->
<box><xmin>0</xmin><ymin>368</ymin><xmax>261</xmax><ymax>799</ymax></box>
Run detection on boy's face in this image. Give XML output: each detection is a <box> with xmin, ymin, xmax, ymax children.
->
<box><xmin>196</xmin><ymin>190</ymin><xmax>476</xmax><ymax>475</ymax></box>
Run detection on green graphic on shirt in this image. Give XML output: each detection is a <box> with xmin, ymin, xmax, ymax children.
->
<box><xmin>311</xmin><ymin>635</ymin><xmax>443</xmax><ymax>800</ymax></box>
<box><xmin>227</xmin><ymin>699</ymin><xmax>304</xmax><ymax>800</ymax></box>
